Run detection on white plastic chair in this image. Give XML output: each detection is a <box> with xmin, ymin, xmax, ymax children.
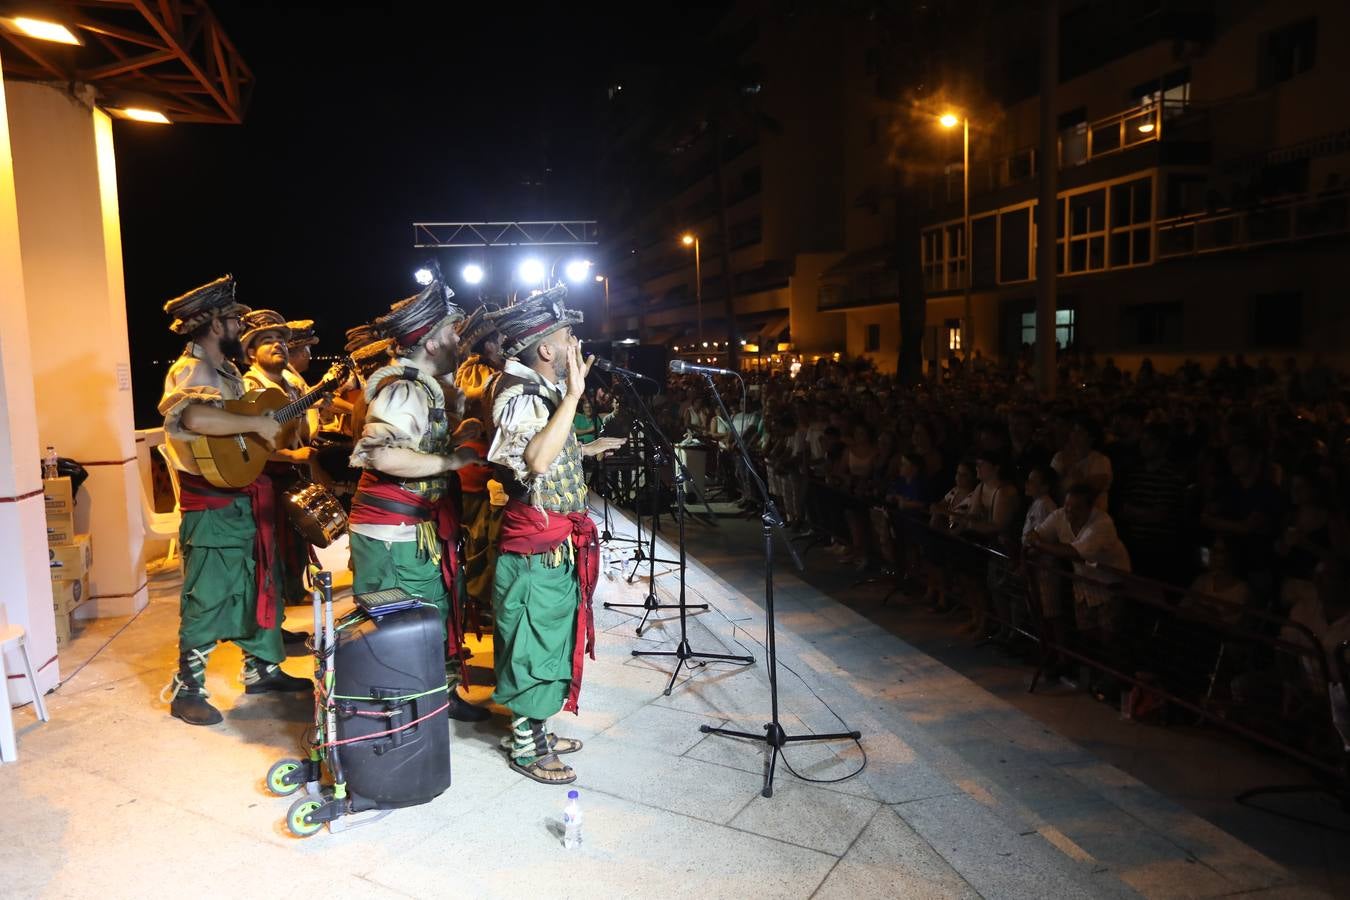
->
<box><xmin>144</xmin><ymin>443</ymin><xmax>182</xmax><ymax>562</ymax></box>
<box><xmin>1</xmin><ymin>622</ymin><xmax>50</xmax><ymax>763</ymax></box>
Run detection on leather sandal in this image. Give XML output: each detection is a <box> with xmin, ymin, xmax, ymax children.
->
<box><xmin>509</xmin><ymin>752</ymin><xmax>576</xmax><ymax>785</ymax></box>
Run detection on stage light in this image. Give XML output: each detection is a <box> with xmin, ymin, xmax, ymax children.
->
<box><xmin>939</xmin><ymin>113</ymin><xmax>959</xmax><ymax>129</ymax></box>
<box><xmin>564</xmin><ymin>259</ymin><xmax>592</xmax><ymax>284</ymax></box>
<box><xmin>518</xmin><ymin>258</ymin><xmax>545</xmax><ymax>284</ymax></box>
<box><xmin>414</xmin><ymin>267</ymin><xmax>435</xmax><ymax>286</ymax></box>
<box><xmin>462</xmin><ymin>264</ymin><xmax>484</xmax><ymax>285</ymax></box>
<box><xmin>9</xmin><ymin>17</ymin><xmax>80</xmax><ymax>45</ymax></box>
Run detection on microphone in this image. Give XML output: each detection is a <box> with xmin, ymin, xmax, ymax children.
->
<box><xmin>669</xmin><ymin>359</ymin><xmax>738</xmax><ymax>377</ymax></box>
<box><xmin>593</xmin><ymin>357</ymin><xmax>657</xmax><ymax>383</ymax></box>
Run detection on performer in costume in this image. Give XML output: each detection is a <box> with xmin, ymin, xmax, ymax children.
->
<box><xmin>346</xmin><ymin>281</ymin><xmax>489</xmax><ymax>722</ymax></box>
<box><xmin>240</xmin><ymin>310</ymin><xmax>317</xmax><ymax>617</ymax></box>
<box><xmin>452</xmin><ymin>305</ymin><xmax>508</xmax><ymax>634</ymax></box>
<box><xmin>158</xmin><ymin>277</ymin><xmax>310</xmax><ymax>726</ymax></box>
<box><xmin>488</xmin><ymin>288</ymin><xmax>625</xmax><ymax>784</ymax></box>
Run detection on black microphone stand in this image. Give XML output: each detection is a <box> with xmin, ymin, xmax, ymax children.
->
<box><xmin>695</xmin><ymin>372</ymin><xmax>861</xmax><ymax>798</ymax></box>
<box><xmin>593</xmin><ymin>421</ymin><xmax>642</xmax><ymax>550</ymax></box>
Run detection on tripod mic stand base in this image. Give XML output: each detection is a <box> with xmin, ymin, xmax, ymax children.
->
<box><xmin>633</xmin><ymin>638</ymin><xmax>753</xmax><ymax>696</ymax></box>
<box><xmin>604</xmin><ymin>592</ymin><xmax>709</xmax><ymax>636</ymax></box>
<box><xmin>699</xmin><ymin>722</ymin><xmax>862</xmax><ymax>798</ymax></box>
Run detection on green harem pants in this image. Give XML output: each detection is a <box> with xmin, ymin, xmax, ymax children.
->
<box><xmin>491</xmin><ymin>549</ymin><xmax>580</xmax><ymax>720</ymax></box>
<box><xmin>348</xmin><ymin>532</ymin><xmax>452</xmax><ymax>643</ymax></box>
<box><xmin>178</xmin><ymin>497</ymin><xmax>284</xmax><ymax>663</ymax></box>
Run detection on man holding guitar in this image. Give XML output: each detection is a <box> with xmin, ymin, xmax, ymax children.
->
<box><xmin>240</xmin><ymin>310</ymin><xmax>321</xmax><ymax>624</ymax></box>
<box><xmin>158</xmin><ymin>277</ymin><xmax>310</xmax><ymax>726</ymax></box>
<box><xmin>346</xmin><ymin>280</ymin><xmax>489</xmax><ymax>722</ymax></box>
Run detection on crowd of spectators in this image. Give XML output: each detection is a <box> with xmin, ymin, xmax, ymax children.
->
<box><xmin>578</xmin><ymin>349</ymin><xmax>1350</xmax><ymax>755</ymax></box>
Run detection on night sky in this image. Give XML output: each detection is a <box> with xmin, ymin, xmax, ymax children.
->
<box><xmin>115</xmin><ymin>1</ymin><xmax>727</xmax><ymax>424</ymax></box>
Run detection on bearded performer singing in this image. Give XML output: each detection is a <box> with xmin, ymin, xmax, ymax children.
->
<box><xmin>158</xmin><ymin>277</ymin><xmax>310</xmax><ymax>726</ymax></box>
<box><xmin>346</xmin><ymin>281</ymin><xmax>489</xmax><ymax>722</ymax></box>
<box><xmin>488</xmin><ymin>289</ymin><xmax>625</xmax><ymax>784</ymax></box>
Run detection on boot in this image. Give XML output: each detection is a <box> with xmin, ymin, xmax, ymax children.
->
<box><xmin>244</xmin><ymin>664</ymin><xmax>312</xmax><ymax>695</ymax></box>
<box><xmin>166</xmin><ymin>651</ymin><xmax>222</xmax><ymax>726</ymax></box>
<box><xmin>171</xmin><ymin>692</ymin><xmax>223</xmax><ymax>726</ymax></box>
<box><xmin>447</xmin><ymin>688</ymin><xmax>490</xmax><ymax>722</ymax></box>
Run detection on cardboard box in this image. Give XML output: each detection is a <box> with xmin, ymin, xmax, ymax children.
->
<box><xmin>44</xmin><ymin>476</ymin><xmax>74</xmax><ymax>515</ymax></box>
<box><xmin>49</xmin><ymin>533</ymin><xmax>93</xmax><ymax>581</ymax></box>
<box><xmin>46</xmin><ymin>511</ymin><xmax>76</xmax><ymax>545</ymax></box>
<box><xmin>54</xmin><ymin>610</ymin><xmax>72</xmax><ymax>647</ymax></box>
<box><xmin>53</xmin><ymin>575</ymin><xmax>89</xmax><ymax>616</ymax></box>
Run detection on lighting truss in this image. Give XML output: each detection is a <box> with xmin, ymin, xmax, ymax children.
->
<box><xmin>413</xmin><ymin>220</ymin><xmax>599</xmax><ymax>248</ymax></box>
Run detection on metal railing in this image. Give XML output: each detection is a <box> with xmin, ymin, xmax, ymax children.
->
<box><xmin>1158</xmin><ymin>189</ymin><xmax>1350</xmax><ymax>258</ymax></box>
<box><xmin>798</xmin><ymin>497</ymin><xmax>1350</xmax><ymax>785</ymax></box>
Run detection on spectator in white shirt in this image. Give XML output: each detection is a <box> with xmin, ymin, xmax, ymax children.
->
<box><xmin>1027</xmin><ymin>483</ymin><xmax>1131</xmax><ymax>641</ymax></box>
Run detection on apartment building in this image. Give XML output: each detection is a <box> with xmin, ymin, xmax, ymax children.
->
<box><xmin>899</xmin><ymin>0</ymin><xmax>1350</xmax><ymax>370</ymax></box>
<box><xmin>597</xmin><ymin>2</ymin><xmax>847</xmax><ymax>372</ymax></box>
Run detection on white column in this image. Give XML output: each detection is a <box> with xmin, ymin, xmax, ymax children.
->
<box><xmin>0</xmin><ymin>57</ymin><xmax>61</xmax><ymax>704</ymax></box>
<box><xmin>7</xmin><ymin>81</ymin><xmax>148</xmax><ymax>620</ymax></box>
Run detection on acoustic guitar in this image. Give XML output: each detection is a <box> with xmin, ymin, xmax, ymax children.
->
<box><xmin>190</xmin><ymin>362</ymin><xmax>351</xmax><ymax>489</ymax></box>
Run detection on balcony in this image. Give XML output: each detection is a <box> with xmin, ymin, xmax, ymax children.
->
<box><xmin>1157</xmin><ymin>189</ymin><xmax>1350</xmax><ymax>258</ymax></box>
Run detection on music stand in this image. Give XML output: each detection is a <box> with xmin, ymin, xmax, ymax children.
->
<box><xmin>694</xmin><ymin>372</ymin><xmax>861</xmax><ymax>798</ymax></box>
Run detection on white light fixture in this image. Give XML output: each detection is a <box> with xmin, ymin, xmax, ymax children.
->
<box><xmin>594</xmin><ymin>274</ymin><xmax>605</xmax><ymax>283</ymax></box>
<box><xmin>108</xmin><ymin>107</ymin><xmax>172</xmax><ymax>124</ymax></box>
<box><xmin>619</xmin><ymin>337</ymin><xmax>639</xmax><ymax>345</ymax></box>
<box><xmin>1137</xmin><ymin>121</ymin><xmax>1155</xmax><ymax>134</ymax></box>
<box><xmin>564</xmin><ymin>259</ymin><xmax>592</xmax><ymax>284</ymax></box>
<box><xmin>7</xmin><ymin>17</ymin><xmax>81</xmax><ymax>45</ymax></box>
<box><xmin>518</xmin><ymin>258</ymin><xmax>545</xmax><ymax>284</ymax></box>
<box><xmin>702</xmin><ymin>341</ymin><xmax>708</xmax><ymax>348</ymax></box>
<box><xmin>414</xmin><ymin>267</ymin><xmax>435</xmax><ymax>286</ymax></box>
<box><xmin>462</xmin><ymin>264</ymin><xmax>484</xmax><ymax>285</ymax></box>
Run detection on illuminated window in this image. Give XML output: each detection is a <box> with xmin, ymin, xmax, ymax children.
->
<box><xmin>945</xmin><ymin>319</ymin><xmax>962</xmax><ymax>351</ymax></box>
<box><xmin>1020</xmin><ymin>309</ymin><xmax>1075</xmax><ymax>349</ymax></box>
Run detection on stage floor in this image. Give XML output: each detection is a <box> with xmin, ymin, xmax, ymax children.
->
<box><xmin>0</xmin><ymin>499</ymin><xmax>1321</xmax><ymax>899</ymax></box>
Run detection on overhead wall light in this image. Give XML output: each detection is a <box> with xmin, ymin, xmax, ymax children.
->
<box><xmin>107</xmin><ymin>107</ymin><xmax>172</xmax><ymax>124</ymax></box>
<box><xmin>4</xmin><ymin>16</ymin><xmax>82</xmax><ymax>45</ymax></box>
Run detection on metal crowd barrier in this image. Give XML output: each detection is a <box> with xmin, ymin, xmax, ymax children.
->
<box><xmin>868</xmin><ymin>506</ymin><xmax>1349</xmax><ymax>785</ymax></box>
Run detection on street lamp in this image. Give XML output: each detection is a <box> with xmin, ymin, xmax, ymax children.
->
<box><xmin>941</xmin><ymin>111</ymin><xmax>972</xmax><ymax>361</ymax></box>
<box><xmin>681</xmin><ymin>232</ymin><xmax>702</xmax><ymax>343</ymax></box>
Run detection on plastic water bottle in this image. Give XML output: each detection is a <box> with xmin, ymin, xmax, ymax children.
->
<box><xmin>562</xmin><ymin>789</ymin><xmax>583</xmax><ymax>849</ymax></box>
<box><xmin>43</xmin><ymin>445</ymin><xmax>58</xmax><ymax>479</ymax></box>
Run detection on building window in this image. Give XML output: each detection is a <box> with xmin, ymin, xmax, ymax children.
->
<box><xmin>864</xmin><ymin>323</ymin><xmax>881</xmax><ymax>352</ymax></box>
<box><xmin>1066</xmin><ymin>189</ymin><xmax>1105</xmax><ymax>273</ymax></box>
<box><xmin>1261</xmin><ymin>19</ymin><xmax>1317</xmax><ymax>86</ymax></box>
<box><xmin>1250</xmin><ymin>292</ymin><xmax>1302</xmax><ymax>347</ymax></box>
<box><xmin>1109</xmin><ymin>176</ymin><xmax>1152</xmax><ymax>267</ymax></box>
<box><xmin>1121</xmin><ymin>302</ymin><xmax>1183</xmax><ymax>346</ymax></box>
<box><xmin>1131</xmin><ymin>68</ymin><xmax>1191</xmax><ymax>118</ymax></box>
<box><xmin>1021</xmin><ymin>309</ymin><xmax>1075</xmax><ymax>349</ymax></box>
<box><xmin>945</xmin><ymin>318</ymin><xmax>962</xmax><ymax>352</ymax></box>
<box><xmin>945</xmin><ymin>222</ymin><xmax>966</xmax><ymax>287</ymax></box>
<box><xmin>1059</xmin><ymin>107</ymin><xmax>1087</xmax><ymax>166</ymax></box>
<box><xmin>921</xmin><ymin>229</ymin><xmax>944</xmax><ymax>292</ymax></box>
<box><xmin>972</xmin><ymin>215</ymin><xmax>997</xmax><ymax>288</ymax></box>
<box><xmin>1000</xmin><ymin>206</ymin><xmax>1031</xmax><ymax>282</ymax></box>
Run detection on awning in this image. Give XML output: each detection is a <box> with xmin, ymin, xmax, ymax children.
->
<box><xmin>822</xmin><ymin>244</ymin><xmax>896</xmax><ymax>280</ymax></box>
<box><xmin>757</xmin><ymin>315</ymin><xmax>790</xmax><ymax>343</ymax></box>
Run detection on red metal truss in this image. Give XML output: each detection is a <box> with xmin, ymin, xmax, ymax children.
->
<box><xmin>0</xmin><ymin>0</ymin><xmax>251</xmax><ymax>124</ymax></box>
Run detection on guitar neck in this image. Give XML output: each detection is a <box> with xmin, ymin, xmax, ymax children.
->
<box><xmin>274</xmin><ymin>378</ymin><xmax>338</xmax><ymax>424</ymax></box>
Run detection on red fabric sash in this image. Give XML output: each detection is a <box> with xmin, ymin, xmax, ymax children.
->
<box><xmin>349</xmin><ymin>473</ymin><xmax>465</xmax><ymax>676</ymax></box>
<box><xmin>499</xmin><ymin>500</ymin><xmax>598</xmax><ymax>714</ymax></box>
<box><xmin>179</xmin><ymin>471</ymin><xmax>280</xmax><ymax>629</ymax></box>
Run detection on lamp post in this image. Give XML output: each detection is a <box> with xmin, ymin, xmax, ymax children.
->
<box><xmin>681</xmin><ymin>233</ymin><xmax>702</xmax><ymax>344</ymax></box>
<box><xmin>940</xmin><ymin>112</ymin><xmax>971</xmax><ymax>361</ymax></box>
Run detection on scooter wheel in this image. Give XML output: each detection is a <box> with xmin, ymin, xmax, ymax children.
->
<box><xmin>266</xmin><ymin>758</ymin><xmax>304</xmax><ymax>796</ymax></box>
<box><xmin>286</xmin><ymin>797</ymin><xmax>324</xmax><ymax>838</ymax></box>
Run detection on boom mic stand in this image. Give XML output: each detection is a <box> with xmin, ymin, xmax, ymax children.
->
<box><xmin>601</xmin><ymin>371</ymin><xmax>753</xmax><ymax>689</ymax></box>
<box><xmin>695</xmin><ymin>372</ymin><xmax>861</xmax><ymax>798</ymax></box>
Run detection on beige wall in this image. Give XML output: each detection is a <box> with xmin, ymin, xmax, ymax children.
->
<box><xmin>7</xmin><ymin>81</ymin><xmax>147</xmax><ymax>620</ymax></box>
<box><xmin>835</xmin><ymin>305</ymin><xmax>901</xmax><ymax>374</ymax></box>
<box><xmin>0</xmin><ymin>58</ymin><xmax>61</xmax><ymax>704</ymax></box>
<box><xmin>789</xmin><ymin>252</ymin><xmax>845</xmax><ymax>353</ymax></box>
